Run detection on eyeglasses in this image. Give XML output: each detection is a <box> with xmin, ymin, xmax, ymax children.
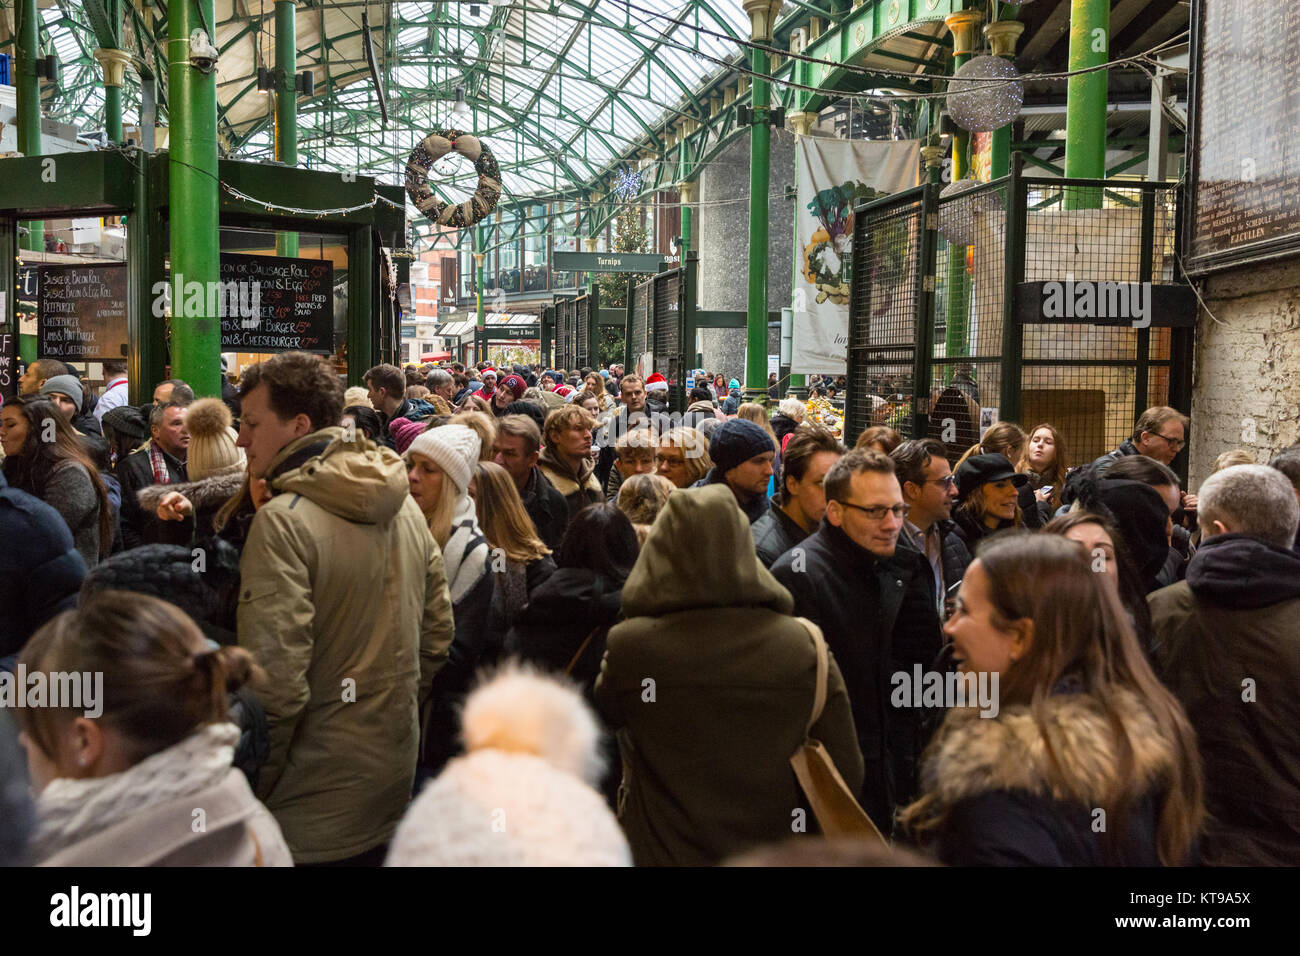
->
<box><xmin>837</xmin><ymin>501</ymin><xmax>907</xmax><ymax>520</ymax></box>
<box><xmin>655</xmin><ymin>454</ymin><xmax>685</xmax><ymax>466</ymax></box>
<box><xmin>924</xmin><ymin>475</ymin><xmax>958</xmax><ymax>488</ymax></box>
<box><xmin>1153</xmin><ymin>433</ymin><xmax>1186</xmax><ymax>450</ymax></box>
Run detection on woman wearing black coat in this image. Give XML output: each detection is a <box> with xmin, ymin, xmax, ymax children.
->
<box><xmin>900</xmin><ymin>533</ymin><xmax>1203</xmax><ymax>866</ymax></box>
<box><xmin>505</xmin><ymin>503</ymin><xmax>638</xmax><ymax>694</ymax></box>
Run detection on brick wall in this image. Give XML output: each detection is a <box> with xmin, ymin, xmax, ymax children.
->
<box><xmin>1191</xmin><ymin>258</ymin><xmax>1300</xmax><ymax>488</ymax></box>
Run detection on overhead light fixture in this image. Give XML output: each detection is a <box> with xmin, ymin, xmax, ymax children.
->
<box><xmin>451</xmin><ymin>86</ymin><xmax>472</xmax><ymax>126</ymax></box>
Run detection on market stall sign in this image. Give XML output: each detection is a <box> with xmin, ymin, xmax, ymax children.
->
<box><xmin>219</xmin><ymin>253</ymin><xmax>333</xmax><ymax>354</ymax></box>
<box><xmin>37</xmin><ymin>264</ymin><xmax>128</xmax><ymax>360</ymax></box>
<box><xmin>553</xmin><ymin>251</ymin><xmax>673</xmax><ymax>274</ymax></box>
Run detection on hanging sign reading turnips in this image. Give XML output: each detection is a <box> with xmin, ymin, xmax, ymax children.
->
<box><xmin>404</xmin><ymin>129</ymin><xmax>502</xmax><ymax>228</ymax></box>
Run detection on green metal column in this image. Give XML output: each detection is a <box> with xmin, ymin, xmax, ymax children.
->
<box><xmin>274</xmin><ymin>0</ymin><xmax>300</xmax><ymax>257</ymax></box>
<box><xmin>943</xmin><ymin>11</ymin><xmax>982</xmax><ymax>371</ymax></box>
<box><xmin>95</xmin><ymin>0</ymin><xmax>126</xmax><ymax>144</ymax></box>
<box><xmin>788</xmin><ymin>112</ymin><xmax>818</xmax><ymax>395</ymax></box>
<box><xmin>15</xmin><ymin>0</ymin><xmax>42</xmax><ymax>362</ymax></box>
<box><xmin>678</xmin><ymin>181</ymin><xmax>693</xmax><ymax>271</ymax></box>
<box><xmin>743</xmin><ymin>0</ymin><xmax>780</xmax><ymax>401</ymax></box>
<box><xmin>1064</xmin><ymin>0</ymin><xmax>1108</xmax><ymax>209</ymax></box>
<box><xmin>168</xmin><ymin>0</ymin><xmax>222</xmax><ymax>397</ymax></box>
<box><xmin>986</xmin><ymin>14</ymin><xmax>1024</xmax><ymax>179</ymax></box>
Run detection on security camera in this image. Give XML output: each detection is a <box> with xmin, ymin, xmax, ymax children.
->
<box><xmin>188</xmin><ymin>29</ymin><xmax>219</xmax><ymax>74</ymax></box>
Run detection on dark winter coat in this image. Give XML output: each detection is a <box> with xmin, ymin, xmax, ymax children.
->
<box><xmin>505</xmin><ymin>567</ymin><xmax>624</xmax><ymax>693</ymax></box>
<box><xmin>750</xmin><ymin>502</ymin><xmax>808</xmax><ymax>568</ymax></box>
<box><xmin>950</xmin><ymin>507</ymin><xmax>1016</xmax><ymax>557</ymax></box>
<box><xmin>595</xmin><ymin>484</ymin><xmax>863</xmax><ymax>866</ymax></box>
<box><xmin>521</xmin><ymin>466</ymin><xmax>569</xmax><ymax>551</ymax></box>
<box><xmin>770</xmin><ymin>413</ymin><xmax>800</xmax><ymax>445</ymax></box>
<box><xmin>907</xmin><ymin>687</ymin><xmax>1176</xmax><ymax>866</ymax></box>
<box><xmin>899</xmin><ymin>519</ymin><xmax>974</xmax><ymax>616</ymax></box>
<box><xmin>1088</xmin><ymin>438</ymin><xmax>1142</xmax><ymax>478</ymax></box>
<box><xmin>1150</xmin><ymin>533</ymin><xmax>1300</xmax><ymax>865</ymax></box>
<box><xmin>115</xmin><ymin>443</ymin><xmax>187</xmax><ymax>549</ymax></box>
<box><xmin>770</xmin><ymin>522</ymin><xmax>943</xmax><ymax>829</ymax></box>
<box><xmin>486</xmin><ymin>555</ymin><xmax>556</xmax><ymax>638</ymax></box>
<box><xmin>0</xmin><ymin>472</ymin><xmax>86</xmax><ymax>661</ymax></box>
<box><xmin>693</xmin><ymin>467</ymin><xmax>770</xmax><ymax>524</ymax></box>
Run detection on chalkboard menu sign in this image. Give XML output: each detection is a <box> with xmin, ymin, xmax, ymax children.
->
<box><xmin>219</xmin><ymin>253</ymin><xmax>333</xmax><ymax>354</ymax></box>
<box><xmin>0</xmin><ymin>332</ymin><xmax>13</xmax><ymax>400</ymax></box>
<box><xmin>1186</xmin><ymin>0</ymin><xmax>1300</xmax><ymax>274</ymax></box>
<box><xmin>37</xmin><ymin>264</ymin><xmax>128</xmax><ymax>360</ymax></box>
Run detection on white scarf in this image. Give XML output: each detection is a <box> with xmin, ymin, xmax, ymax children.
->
<box><xmin>30</xmin><ymin>723</ymin><xmax>239</xmax><ymax>863</ymax></box>
<box><xmin>442</xmin><ymin>493</ymin><xmax>490</xmax><ymax>605</ymax></box>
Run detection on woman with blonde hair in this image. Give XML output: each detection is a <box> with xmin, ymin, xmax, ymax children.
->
<box><xmin>655</xmin><ymin>426</ymin><xmax>713</xmax><ymax>489</ymax></box>
<box><xmin>580</xmin><ymin>372</ymin><xmax>616</xmax><ymax>417</ymax></box>
<box><xmin>900</xmin><ymin>533</ymin><xmax>1203</xmax><ymax>866</ymax></box>
<box><xmin>405</xmin><ymin>424</ymin><xmax>494</xmax><ymax>775</ymax></box>
<box><xmin>473</xmin><ymin>460</ymin><xmax>556</xmax><ymax>634</ymax></box>
<box><xmin>617</xmin><ymin>472</ymin><xmax>675</xmax><ymax>543</ymax></box>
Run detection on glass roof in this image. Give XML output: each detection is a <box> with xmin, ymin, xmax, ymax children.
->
<box><xmin>32</xmin><ymin>0</ymin><xmax>755</xmax><ymax>206</ymax></box>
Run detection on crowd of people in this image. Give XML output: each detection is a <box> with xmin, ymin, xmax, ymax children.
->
<box><xmin>1</xmin><ymin>351</ymin><xmax>1296</xmax><ymax>869</ymax></box>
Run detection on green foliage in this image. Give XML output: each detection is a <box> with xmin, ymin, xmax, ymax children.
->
<box><xmin>594</xmin><ymin>203</ymin><xmax>652</xmax><ymax>308</ymax></box>
<box><xmin>598</xmin><ymin>327</ymin><xmax>625</xmax><ymax>367</ymax></box>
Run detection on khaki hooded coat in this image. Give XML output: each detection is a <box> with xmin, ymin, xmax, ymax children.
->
<box><xmin>237</xmin><ymin>428</ymin><xmax>455</xmax><ymax>863</ymax></box>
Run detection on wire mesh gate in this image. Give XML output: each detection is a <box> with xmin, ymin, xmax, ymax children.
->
<box><xmin>847</xmin><ymin>171</ymin><xmax>1194</xmax><ymax>471</ymax></box>
<box><xmin>552</xmin><ymin>289</ymin><xmax>597</xmax><ymax>370</ymax></box>
<box><xmin>625</xmin><ymin>257</ymin><xmax>697</xmax><ymax>410</ymax></box>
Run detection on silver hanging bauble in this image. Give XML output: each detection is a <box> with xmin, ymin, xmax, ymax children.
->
<box><xmin>937</xmin><ymin>178</ymin><xmax>999</xmax><ymax>247</ymax></box>
<box><xmin>947</xmin><ymin>55</ymin><xmax>1024</xmax><ymax>132</ymax></box>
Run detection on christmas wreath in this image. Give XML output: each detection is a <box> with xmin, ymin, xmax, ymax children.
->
<box><xmin>404</xmin><ymin>129</ymin><xmax>502</xmax><ymax>228</ymax></box>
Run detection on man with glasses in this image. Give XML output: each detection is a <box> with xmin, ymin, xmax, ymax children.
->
<box><xmin>891</xmin><ymin>438</ymin><xmax>972</xmax><ymax>617</ymax></box>
<box><xmin>1091</xmin><ymin>406</ymin><xmax>1190</xmax><ymax>476</ymax></box>
<box><xmin>770</xmin><ymin>450</ymin><xmax>942</xmax><ymax>830</ymax></box>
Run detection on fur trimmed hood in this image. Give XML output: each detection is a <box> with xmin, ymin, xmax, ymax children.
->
<box><xmin>917</xmin><ymin>687</ymin><xmax>1177</xmax><ymax>812</ymax></box>
<box><xmin>137</xmin><ymin>465</ymin><xmax>245</xmax><ymax>513</ymax></box>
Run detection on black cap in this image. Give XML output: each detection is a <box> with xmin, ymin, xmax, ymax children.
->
<box><xmin>955</xmin><ymin>453</ymin><xmax>1029</xmax><ymax>500</ymax></box>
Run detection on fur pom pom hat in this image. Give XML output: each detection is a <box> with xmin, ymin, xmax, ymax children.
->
<box><xmin>385</xmin><ymin>667</ymin><xmax>631</xmax><ymax>867</ymax></box>
<box><xmin>185</xmin><ymin>398</ymin><xmax>244</xmax><ymax>482</ymax></box>
<box><xmin>343</xmin><ymin>386</ymin><xmax>373</xmax><ymax>409</ymax></box>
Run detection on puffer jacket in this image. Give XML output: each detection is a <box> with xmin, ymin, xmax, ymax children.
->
<box><xmin>595</xmin><ymin>484</ymin><xmax>862</xmax><ymax>866</ymax></box>
<box><xmin>237</xmin><ymin>428</ymin><xmax>455</xmax><ymax>863</ymax></box>
<box><xmin>903</xmin><ymin>686</ymin><xmax>1179</xmax><ymax>866</ymax></box>
<box><xmin>750</xmin><ymin>502</ymin><xmax>808</xmax><ymax>568</ymax></box>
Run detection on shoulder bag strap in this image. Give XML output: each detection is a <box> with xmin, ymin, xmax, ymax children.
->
<box><xmin>563</xmin><ymin>577</ymin><xmax>606</xmax><ymax>677</ymax></box>
<box><xmin>795</xmin><ymin>616</ymin><xmax>829</xmax><ymax>736</ymax></box>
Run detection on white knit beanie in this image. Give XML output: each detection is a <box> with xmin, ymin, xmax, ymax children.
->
<box><xmin>385</xmin><ymin>667</ymin><xmax>631</xmax><ymax>867</ymax></box>
<box><xmin>405</xmin><ymin>423</ymin><xmax>479</xmax><ymax>493</ymax></box>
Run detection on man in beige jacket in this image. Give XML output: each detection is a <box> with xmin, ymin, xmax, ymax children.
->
<box><xmin>235</xmin><ymin>352</ymin><xmax>455</xmax><ymax>865</ymax></box>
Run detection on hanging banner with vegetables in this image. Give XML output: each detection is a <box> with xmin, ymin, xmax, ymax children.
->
<box><xmin>792</xmin><ymin>137</ymin><xmax>919</xmax><ymax>374</ymax></box>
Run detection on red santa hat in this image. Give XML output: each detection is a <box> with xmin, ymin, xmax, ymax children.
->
<box><xmin>554</xmin><ymin>384</ymin><xmax>575</xmax><ymax>398</ymax></box>
<box><xmin>645</xmin><ymin>372</ymin><xmax>669</xmax><ymax>393</ymax></box>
